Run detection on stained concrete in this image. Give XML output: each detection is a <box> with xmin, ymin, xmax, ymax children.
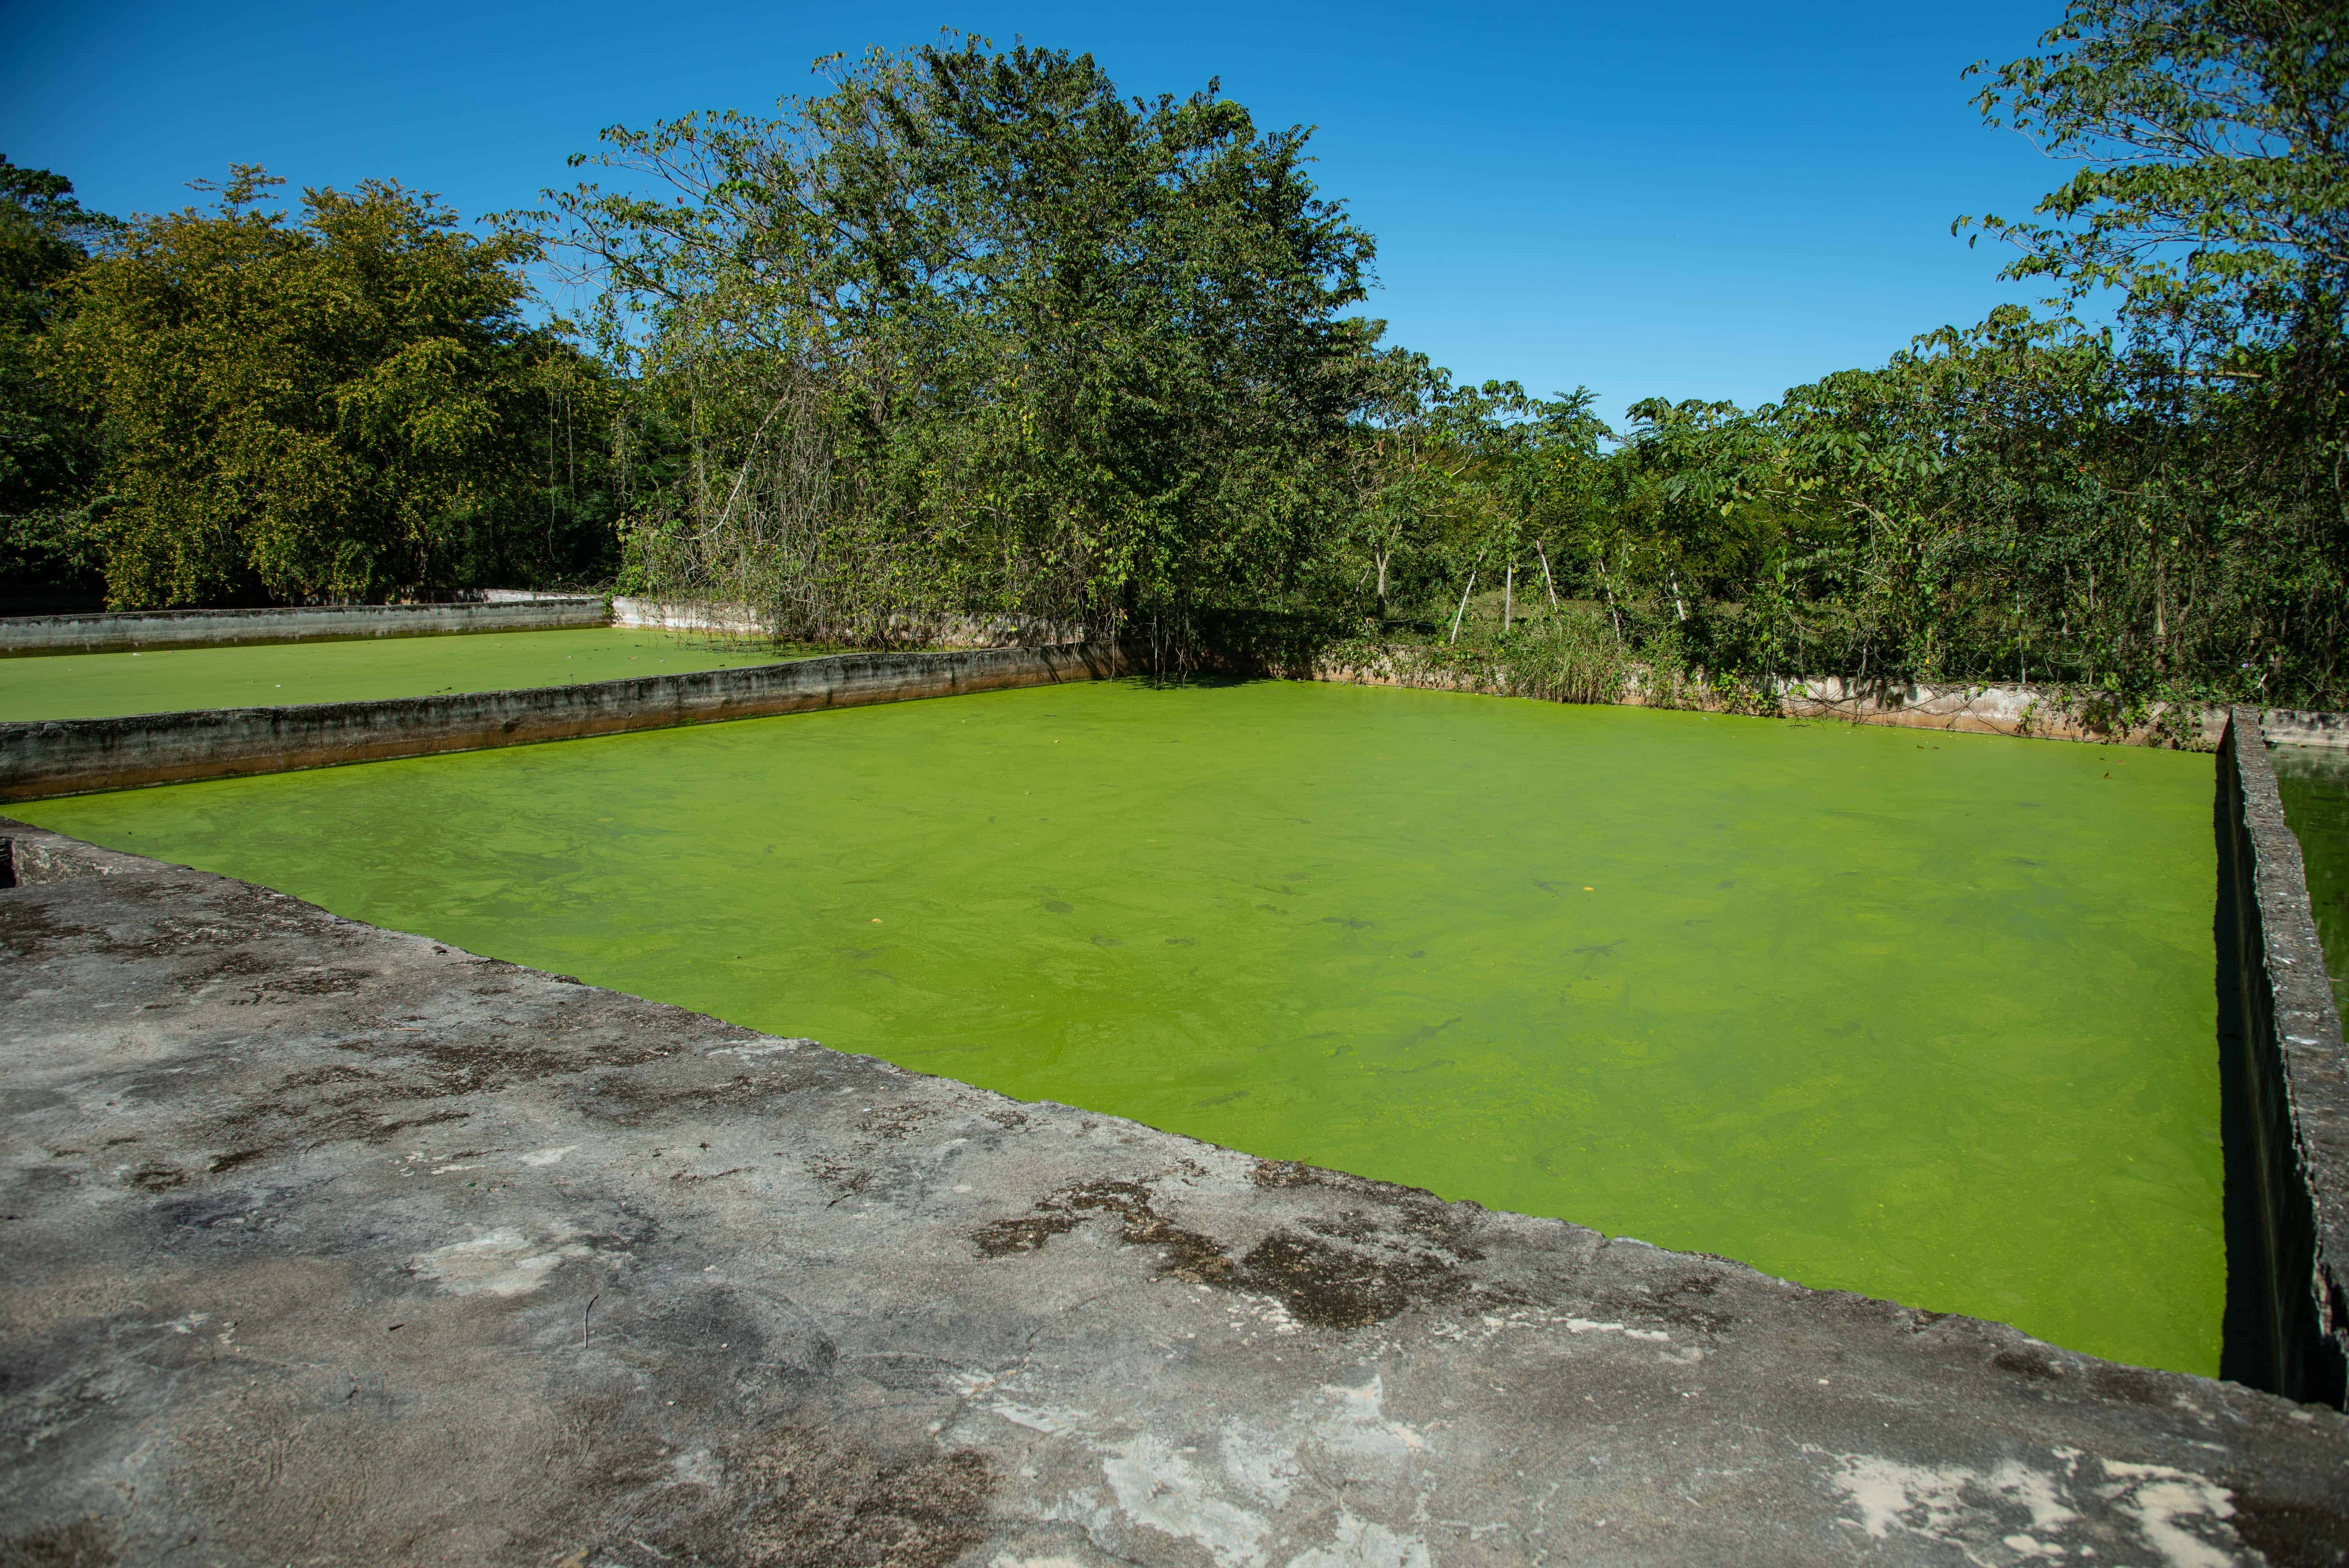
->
<box><xmin>1313</xmin><ymin>659</ymin><xmax>2242</xmax><ymax>748</ymax></box>
<box><xmin>5</xmin><ymin>820</ymin><xmax>2347</xmax><ymax>1566</ymax></box>
<box><xmin>0</xmin><ymin>599</ymin><xmax>608</xmax><ymax>656</ymax></box>
<box><xmin>2266</xmin><ymin>711</ymin><xmax>2349</xmax><ymax>750</ymax></box>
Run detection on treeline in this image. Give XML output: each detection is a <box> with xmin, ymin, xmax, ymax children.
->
<box><xmin>4</xmin><ymin>2</ymin><xmax>2343</xmax><ymax>709</ymax></box>
<box><xmin>536</xmin><ymin>39</ymin><xmax>1377</xmax><ymax>645</ymax></box>
<box><xmin>1314</xmin><ymin>0</ymin><xmax>2349</xmax><ymax>712</ymax></box>
<box><xmin>0</xmin><ymin>164</ymin><xmax>618</xmax><ymax>609</ymax></box>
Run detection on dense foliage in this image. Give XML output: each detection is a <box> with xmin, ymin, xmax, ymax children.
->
<box><xmin>1386</xmin><ymin>0</ymin><xmax>2349</xmax><ymax>712</ymax></box>
<box><xmin>528</xmin><ymin>37</ymin><xmax>1377</xmax><ymax>643</ymax></box>
<box><xmin>3</xmin><ymin>166</ymin><xmax>617</xmax><ymax>607</ymax></box>
<box><xmin>3</xmin><ymin>4</ymin><xmax>2342</xmax><ymax>711</ymax></box>
<box><xmin>0</xmin><ymin>157</ymin><xmax>114</xmax><ymax>608</ymax></box>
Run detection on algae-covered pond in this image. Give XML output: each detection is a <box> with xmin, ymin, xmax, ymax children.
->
<box><xmin>2274</xmin><ymin>743</ymin><xmax>2349</xmax><ymax>1016</ymax></box>
<box><xmin>0</xmin><ymin>627</ymin><xmax>809</xmax><ymax>721</ymax></box>
<box><xmin>18</xmin><ymin>679</ymin><xmax>2224</xmax><ymax>1374</ymax></box>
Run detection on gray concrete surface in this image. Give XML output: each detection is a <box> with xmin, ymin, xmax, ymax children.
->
<box><xmin>0</xmin><ymin>599</ymin><xmax>609</xmax><ymax>656</ymax></box>
<box><xmin>5</xmin><ymin>820</ymin><xmax>2347</xmax><ymax>1566</ymax></box>
<box><xmin>0</xmin><ymin>644</ymin><xmax>1132</xmax><ymax>802</ymax></box>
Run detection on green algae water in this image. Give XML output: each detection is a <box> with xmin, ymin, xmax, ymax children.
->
<box><xmin>2273</xmin><ymin>743</ymin><xmax>2349</xmax><ymax>1016</ymax></box>
<box><xmin>0</xmin><ymin>627</ymin><xmax>814</xmax><ymax>721</ymax></box>
<box><xmin>17</xmin><ymin>680</ymin><xmax>2223</xmax><ymax>1373</ymax></box>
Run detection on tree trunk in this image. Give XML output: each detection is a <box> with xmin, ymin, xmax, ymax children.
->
<box><xmin>2153</xmin><ymin>553</ymin><xmax>2168</xmax><ymax>677</ymax></box>
<box><xmin>1451</xmin><ymin>569</ymin><xmax>1478</xmax><ymax>644</ymax></box>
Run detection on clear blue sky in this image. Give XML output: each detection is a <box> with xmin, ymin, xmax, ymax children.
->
<box><xmin>2</xmin><ymin>0</ymin><xmax>2071</xmax><ymax>422</ymax></box>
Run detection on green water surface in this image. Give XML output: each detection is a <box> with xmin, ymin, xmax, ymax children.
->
<box><xmin>2273</xmin><ymin>743</ymin><xmax>2349</xmax><ymax>1016</ymax></box>
<box><xmin>17</xmin><ymin>680</ymin><xmax>2224</xmax><ymax>1372</ymax></box>
<box><xmin>0</xmin><ymin>627</ymin><xmax>813</xmax><ymax>720</ymax></box>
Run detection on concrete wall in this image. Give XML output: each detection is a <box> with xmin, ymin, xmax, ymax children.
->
<box><xmin>2261</xmin><ymin>707</ymin><xmax>2349</xmax><ymax>748</ymax></box>
<box><xmin>0</xmin><ymin>643</ymin><xmax>1132</xmax><ymax>802</ymax></box>
<box><xmin>0</xmin><ymin>597</ymin><xmax>610</xmax><ymax>656</ymax></box>
<box><xmin>1766</xmin><ymin>675</ymin><xmax>2231</xmax><ymax>745</ymax></box>
<box><xmin>610</xmin><ymin>596</ymin><xmax>768</xmax><ymax>636</ymax></box>
<box><xmin>2217</xmin><ymin>708</ymin><xmax>2349</xmax><ymax>1404</ymax></box>
<box><xmin>1311</xmin><ymin>655</ymin><xmax>2349</xmax><ymax>750</ymax></box>
<box><xmin>610</xmin><ymin>596</ymin><xmax>1086</xmax><ymax>648</ymax></box>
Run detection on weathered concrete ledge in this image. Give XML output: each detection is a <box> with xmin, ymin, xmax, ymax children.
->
<box><xmin>1766</xmin><ymin>675</ymin><xmax>2230</xmax><ymax>745</ymax></box>
<box><xmin>0</xmin><ymin>643</ymin><xmax>1131</xmax><ymax>802</ymax></box>
<box><xmin>0</xmin><ymin>597</ymin><xmax>610</xmax><ymax>656</ymax></box>
<box><xmin>1311</xmin><ymin>659</ymin><xmax>2265</xmax><ymax>748</ymax></box>
<box><xmin>4</xmin><ymin>820</ymin><xmax>2346</xmax><ymax>1566</ymax></box>
<box><xmin>611</xmin><ymin>596</ymin><xmax>1087</xmax><ymax>649</ymax></box>
<box><xmin>2219</xmin><ymin>710</ymin><xmax>2349</xmax><ymax>1408</ymax></box>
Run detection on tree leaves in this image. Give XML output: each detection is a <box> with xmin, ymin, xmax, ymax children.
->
<box><xmin>528</xmin><ymin>36</ymin><xmax>1378</xmax><ymax>641</ymax></box>
<box><xmin>55</xmin><ymin>175</ymin><xmax>601</xmax><ymax>606</ymax></box>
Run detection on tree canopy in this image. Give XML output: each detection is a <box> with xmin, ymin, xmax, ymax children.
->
<box><xmin>529</xmin><ymin>37</ymin><xmax>1379</xmax><ymax>641</ymax></box>
<box><xmin>0</xmin><ymin>157</ymin><xmax>116</xmax><ymax>606</ymax></box>
<box><xmin>51</xmin><ymin>169</ymin><xmax>612</xmax><ymax>605</ymax></box>
<box><xmin>1964</xmin><ymin>0</ymin><xmax>2348</xmax><ymax>351</ymax></box>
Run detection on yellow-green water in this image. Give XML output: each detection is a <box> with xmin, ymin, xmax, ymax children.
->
<box><xmin>0</xmin><ymin>627</ymin><xmax>813</xmax><ymax>720</ymax></box>
<box><xmin>16</xmin><ymin>679</ymin><xmax>2224</xmax><ymax>1373</ymax></box>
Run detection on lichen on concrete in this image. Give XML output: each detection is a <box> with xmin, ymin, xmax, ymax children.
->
<box><xmin>3</xmin><ymin>819</ymin><xmax>2346</xmax><ymax>1566</ymax></box>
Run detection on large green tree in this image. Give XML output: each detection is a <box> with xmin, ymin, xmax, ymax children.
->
<box><xmin>1964</xmin><ymin>0</ymin><xmax>2349</xmax><ymax>699</ymax></box>
<box><xmin>59</xmin><ymin>168</ymin><xmax>591</xmax><ymax>606</ymax></box>
<box><xmin>1965</xmin><ymin>0</ymin><xmax>2347</xmax><ymax>349</ymax></box>
<box><xmin>535</xmin><ymin>36</ymin><xmax>1379</xmax><ymax>642</ymax></box>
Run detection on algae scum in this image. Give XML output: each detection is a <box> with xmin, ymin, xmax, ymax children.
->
<box><xmin>22</xmin><ymin>679</ymin><xmax>2223</xmax><ymax>1374</ymax></box>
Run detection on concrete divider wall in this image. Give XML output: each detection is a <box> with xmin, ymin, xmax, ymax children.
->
<box><xmin>15</xmin><ymin>591</ymin><xmax>2345</xmax><ymax>757</ymax></box>
<box><xmin>0</xmin><ymin>597</ymin><xmax>610</xmax><ymax>656</ymax></box>
<box><xmin>1767</xmin><ymin>675</ymin><xmax>2233</xmax><ymax>745</ymax></box>
<box><xmin>0</xmin><ymin>643</ymin><xmax>1132</xmax><ymax>801</ymax></box>
<box><xmin>610</xmin><ymin>596</ymin><xmax>1086</xmax><ymax>648</ymax></box>
<box><xmin>2219</xmin><ymin>709</ymin><xmax>2349</xmax><ymax>1405</ymax></box>
<box><xmin>1312</xmin><ymin>657</ymin><xmax>2252</xmax><ymax>747</ymax></box>
<box><xmin>610</xmin><ymin>596</ymin><xmax>766</xmax><ymax>636</ymax></box>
